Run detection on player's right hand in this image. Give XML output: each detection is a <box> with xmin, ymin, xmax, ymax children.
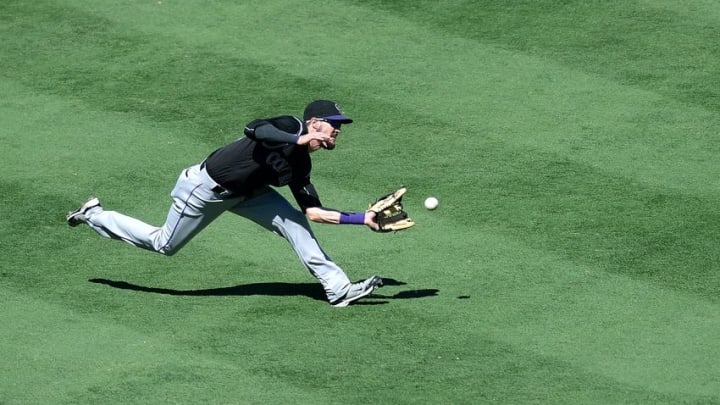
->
<box><xmin>296</xmin><ymin>132</ymin><xmax>330</xmax><ymax>146</ymax></box>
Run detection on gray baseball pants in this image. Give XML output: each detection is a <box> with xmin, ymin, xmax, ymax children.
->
<box><xmin>83</xmin><ymin>163</ymin><xmax>352</xmax><ymax>303</ymax></box>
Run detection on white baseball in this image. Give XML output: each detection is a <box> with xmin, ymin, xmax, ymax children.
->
<box><xmin>424</xmin><ymin>197</ymin><xmax>439</xmax><ymax>210</ymax></box>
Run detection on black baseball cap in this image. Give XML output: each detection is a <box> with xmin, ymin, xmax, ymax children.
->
<box><xmin>303</xmin><ymin>100</ymin><xmax>353</xmax><ymax>123</ymax></box>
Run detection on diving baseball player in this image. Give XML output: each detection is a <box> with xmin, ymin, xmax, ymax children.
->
<box><xmin>67</xmin><ymin>100</ymin><xmax>412</xmax><ymax>307</ymax></box>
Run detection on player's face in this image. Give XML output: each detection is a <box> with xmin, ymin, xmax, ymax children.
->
<box><xmin>314</xmin><ymin>119</ymin><xmax>341</xmax><ymax>151</ymax></box>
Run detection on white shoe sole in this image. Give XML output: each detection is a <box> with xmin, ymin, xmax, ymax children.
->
<box><xmin>67</xmin><ymin>197</ymin><xmax>101</xmax><ymax>226</ymax></box>
<box><xmin>331</xmin><ymin>276</ymin><xmax>382</xmax><ymax>308</ymax></box>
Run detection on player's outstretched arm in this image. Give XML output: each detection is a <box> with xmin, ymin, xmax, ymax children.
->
<box><xmin>305</xmin><ymin>207</ymin><xmax>379</xmax><ymax>231</ymax></box>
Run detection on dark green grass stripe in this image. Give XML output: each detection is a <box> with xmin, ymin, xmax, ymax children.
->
<box><xmin>350</xmin><ymin>0</ymin><xmax>720</xmax><ymax>112</ymax></box>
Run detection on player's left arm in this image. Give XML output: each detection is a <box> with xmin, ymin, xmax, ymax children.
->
<box><xmin>290</xmin><ymin>182</ymin><xmax>378</xmax><ymax>230</ymax></box>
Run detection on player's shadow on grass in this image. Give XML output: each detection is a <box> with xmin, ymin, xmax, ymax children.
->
<box><xmin>88</xmin><ymin>277</ymin><xmax>438</xmax><ymax>305</ymax></box>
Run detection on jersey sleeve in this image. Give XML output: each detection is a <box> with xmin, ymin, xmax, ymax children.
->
<box><xmin>244</xmin><ymin>116</ymin><xmax>303</xmax><ymax>144</ymax></box>
<box><xmin>290</xmin><ymin>180</ymin><xmax>323</xmax><ymax>212</ymax></box>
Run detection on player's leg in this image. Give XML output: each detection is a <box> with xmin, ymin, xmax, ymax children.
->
<box><xmin>82</xmin><ymin>165</ymin><xmax>233</xmax><ymax>255</ymax></box>
<box><xmin>228</xmin><ymin>187</ymin><xmax>353</xmax><ymax>303</ymax></box>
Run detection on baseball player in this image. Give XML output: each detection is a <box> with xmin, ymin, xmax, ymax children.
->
<box><xmin>67</xmin><ymin>100</ymin><xmax>388</xmax><ymax>307</ymax></box>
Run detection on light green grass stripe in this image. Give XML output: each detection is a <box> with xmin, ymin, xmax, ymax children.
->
<box><xmin>0</xmin><ymin>288</ymin><xmax>317</xmax><ymax>404</ymax></box>
<box><xmin>642</xmin><ymin>0</ymin><xmax>720</xmax><ymax>20</ymax></box>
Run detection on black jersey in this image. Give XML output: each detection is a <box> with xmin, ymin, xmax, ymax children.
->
<box><xmin>203</xmin><ymin>115</ymin><xmax>323</xmax><ymax>211</ymax></box>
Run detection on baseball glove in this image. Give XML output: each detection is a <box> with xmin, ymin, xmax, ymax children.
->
<box><xmin>368</xmin><ymin>187</ymin><xmax>415</xmax><ymax>232</ymax></box>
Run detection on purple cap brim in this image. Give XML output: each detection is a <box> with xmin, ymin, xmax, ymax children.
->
<box><xmin>323</xmin><ymin>114</ymin><xmax>353</xmax><ymax>123</ymax></box>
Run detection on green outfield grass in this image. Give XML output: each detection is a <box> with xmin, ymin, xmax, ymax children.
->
<box><xmin>2</xmin><ymin>1</ymin><xmax>719</xmax><ymax>403</ymax></box>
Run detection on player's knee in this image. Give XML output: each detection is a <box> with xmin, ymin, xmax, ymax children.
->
<box><xmin>305</xmin><ymin>252</ymin><xmax>331</xmax><ymax>267</ymax></box>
